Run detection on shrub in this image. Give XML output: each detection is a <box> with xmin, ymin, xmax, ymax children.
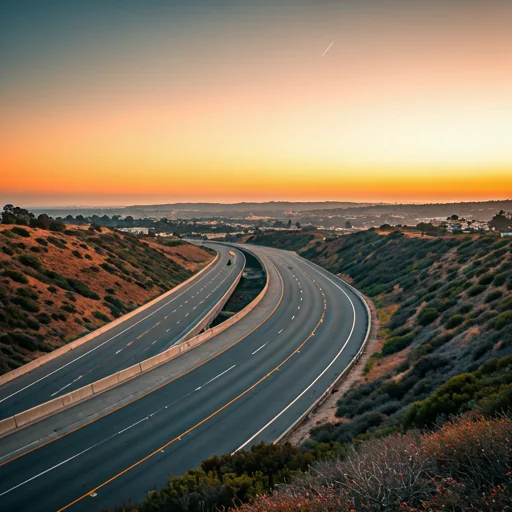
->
<box><xmin>10</xmin><ymin>227</ymin><xmax>30</xmax><ymax>237</ymax></box>
<box><xmin>35</xmin><ymin>237</ymin><xmax>48</xmax><ymax>246</ymax></box>
<box><xmin>444</xmin><ymin>314</ymin><xmax>464</xmax><ymax>329</ymax></box>
<box><xmin>417</xmin><ymin>308</ymin><xmax>439</xmax><ymax>326</ymax></box>
<box><xmin>490</xmin><ymin>312</ymin><xmax>512</xmax><ymax>331</ymax></box>
<box><xmin>93</xmin><ymin>311</ymin><xmax>110</xmax><ymax>322</ymax></box>
<box><xmin>404</xmin><ymin>373</ymin><xmax>478</xmax><ymax>428</ymax></box>
<box><xmin>478</xmin><ymin>273</ymin><xmax>495</xmax><ymax>285</ymax></box>
<box><xmin>467</xmin><ymin>284</ymin><xmax>487</xmax><ymax>297</ymax></box>
<box><xmin>485</xmin><ymin>290</ymin><xmax>504</xmax><ymax>303</ymax></box>
<box><xmin>66</xmin><ymin>278</ymin><xmax>100</xmax><ymax>300</ymax></box>
<box><xmin>10</xmin><ymin>296</ymin><xmax>40</xmax><ymax>313</ymax></box>
<box><xmin>382</xmin><ymin>332</ymin><xmax>415</xmax><ymax>355</ymax></box>
<box><xmin>3</xmin><ymin>269</ymin><xmax>29</xmax><ymax>284</ymax></box>
<box><xmin>2</xmin><ymin>245</ymin><xmax>13</xmax><ymax>256</ymax></box>
<box><xmin>18</xmin><ymin>254</ymin><xmax>42</xmax><ymax>270</ymax></box>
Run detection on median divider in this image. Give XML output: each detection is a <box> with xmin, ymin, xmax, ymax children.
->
<box><xmin>0</xmin><ymin>253</ymin><xmax>220</xmax><ymax>387</ymax></box>
<box><xmin>0</xmin><ymin>247</ymin><xmax>270</xmax><ymax>439</ymax></box>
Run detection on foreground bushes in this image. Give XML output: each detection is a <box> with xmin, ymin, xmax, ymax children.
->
<box><xmin>236</xmin><ymin>416</ymin><xmax>512</xmax><ymax>512</ymax></box>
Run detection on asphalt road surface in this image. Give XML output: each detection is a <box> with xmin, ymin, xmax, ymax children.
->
<box><xmin>0</xmin><ymin>243</ymin><xmax>244</xmax><ymax>419</ymax></box>
<box><xmin>0</xmin><ymin>243</ymin><xmax>369</xmax><ymax>511</ymax></box>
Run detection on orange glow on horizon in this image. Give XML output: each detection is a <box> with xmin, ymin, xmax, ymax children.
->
<box><xmin>1</xmin><ymin>1</ymin><xmax>512</xmax><ymax>206</ymax></box>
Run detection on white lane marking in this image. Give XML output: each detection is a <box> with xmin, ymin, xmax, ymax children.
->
<box><xmin>115</xmin><ymin>349</ymin><xmax>123</xmax><ymax>355</ymax></box>
<box><xmin>50</xmin><ymin>375</ymin><xmax>83</xmax><ymax>398</ymax></box>
<box><xmin>298</xmin><ymin>306</ymin><xmax>300</xmax><ymax>310</ymax></box>
<box><xmin>291</xmin><ymin>315</ymin><xmax>295</xmax><ymax>320</ymax></box>
<box><xmin>185</xmin><ymin>301</ymin><xmax>188</xmax><ymax>304</ymax></box>
<box><xmin>300</xmin><ymin>297</ymin><xmax>303</xmax><ymax>301</ymax></box>
<box><xmin>179</xmin><ymin>304</ymin><xmax>183</xmax><ymax>308</ymax></box>
<box><xmin>0</xmin><ymin>254</ymin><xmax>231</xmax><ymax>405</ymax></box>
<box><xmin>152</xmin><ymin>340</ymin><xmax>158</xmax><ymax>345</ymax></box>
<box><xmin>118</xmin><ymin>417</ymin><xmax>148</xmax><ymax>435</ymax></box>
<box><xmin>199</xmin><ymin>300</ymin><xmax>204</xmax><ymax>304</ymax></box>
<box><xmin>233</xmin><ymin>258</ymin><xmax>357</xmax><ymax>454</ymax></box>
<box><xmin>252</xmin><ymin>343</ymin><xmax>268</xmax><ymax>355</ymax></box>
<box><xmin>166</xmin><ymin>328</ymin><xmax>170</xmax><ymax>333</ymax></box>
<box><xmin>195</xmin><ymin>365</ymin><xmax>236</xmax><ymax>391</ymax></box>
<box><xmin>172</xmin><ymin>310</ymin><xmax>176</xmax><ymax>313</ymax></box>
<box><xmin>185</xmin><ymin>313</ymin><xmax>189</xmax><ymax>317</ymax></box>
<box><xmin>278</xmin><ymin>329</ymin><xmax>283</xmax><ymax>334</ymax></box>
<box><xmin>164</xmin><ymin>316</ymin><xmax>168</xmax><ymax>319</ymax></box>
<box><xmin>193</xmin><ymin>306</ymin><xmax>196</xmax><ymax>310</ymax></box>
<box><xmin>176</xmin><ymin>320</ymin><xmax>180</xmax><ymax>324</ymax></box>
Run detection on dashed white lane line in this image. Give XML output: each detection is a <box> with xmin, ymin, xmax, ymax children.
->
<box><xmin>176</xmin><ymin>321</ymin><xmax>180</xmax><ymax>324</ymax></box>
<box><xmin>152</xmin><ymin>340</ymin><xmax>158</xmax><ymax>345</ymax></box>
<box><xmin>185</xmin><ymin>313</ymin><xmax>190</xmax><ymax>318</ymax></box>
<box><xmin>252</xmin><ymin>342</ymin><xmax>268</xmax><ymax>355</ymax></box>
<box><xmin>298</xmin><ymin>306</ymin><xmax>301</xmax><ymax>310</ymax></box>
<box><xmin>164</xmin><ymin>315</ymin><xmax>168</xmax><ymax>319</ymax></box>
<box><xmin>172</xmin><ymin>310</ymin><xmax>176</xmax><ymax>313</ymax></box>
<box><xmin>193</xmin><ymin>306</ymin><xmax>196</xmax><ymax>310</ymax></box>
<box><xmin>292</xmin><ymin>315</ymin><xmax>295</xmax><ymax>320</ymax></box>
<box><xmin>115</xmin><ymin>349</ymin><xmax>123</xmax><ymax>355</ymax></box>
<box><xmin>278</xmin><ymin>329</ymin><xmax>283</xmax><ymax>334</ymax></box>
<box><xmin>195</xmin><ymin>365</ymin><xmax>236</xmax><ymax>391</ymax></box>
<box><xmin>300</xmin><ymin>297</ymin><xmax>303</xmax><ymax>301</ymax></box>
<box><xmin>166</xmin><ymin>328</ymin><xmax>170</xmax><ymax>333</ymax></box>
<box><xmin>50</xmin><ymin>375</ymin><xmax>83</xmax><ymax>397</ymax></box>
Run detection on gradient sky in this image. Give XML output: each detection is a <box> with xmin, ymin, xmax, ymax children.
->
<box><xmin>1</xmin><ymin>0</ymin><xmax>511</xmax><ymax>206</ymax></box>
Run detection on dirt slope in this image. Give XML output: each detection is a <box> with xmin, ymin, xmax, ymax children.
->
<box><xmin>0</xmin><ymin>224</ymin><xmax>213</xmax><ymax>374</ymax></box>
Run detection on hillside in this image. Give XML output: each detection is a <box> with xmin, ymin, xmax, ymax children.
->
<box><xmin>0</xmin><ymin>224</ymin><xmax>213</xmax><ymax>375</ymax></box>
<box><xmin>247</xmin><ymin>230</ymin><xmax>512</xmax><ymax>442</ymax></box>
<box><xmin>109</xmin><ymin>229</ymin><xmax>512</xmax><ymax>512</ymax></box>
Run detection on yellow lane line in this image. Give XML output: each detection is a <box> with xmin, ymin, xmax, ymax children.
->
<box><xmin>58</xmin><ymin>274</ymin><xmax>325</xmax><ymax>511</ymax></box>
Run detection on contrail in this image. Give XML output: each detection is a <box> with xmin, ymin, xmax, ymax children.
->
<box><xmin>323</xmin><ymin>40</ymin><xmax>334</xmax><ymax>56</ymax></box>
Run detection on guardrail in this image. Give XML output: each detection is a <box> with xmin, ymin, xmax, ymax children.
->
<box><xmin>0</xmin><ymin>252</ymin><xmax>220</xmax><ymax>387</ymax></box>
<box><xmin>273</xmin><ymin>256</ymin><xmax>373</xmax><ymax>445</ymax></box>
<box><xmin>0</xmin><ymin>248</ymin><xmax>270</xmax><ymax>439</ymax></box>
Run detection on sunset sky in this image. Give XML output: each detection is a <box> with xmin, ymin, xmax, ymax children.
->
<box><xmin>1</xmin><ymin>0</ymin><xmax>511</xmax><ymax>206</ymax></box>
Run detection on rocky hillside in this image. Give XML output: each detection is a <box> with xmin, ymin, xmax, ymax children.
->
<box><xmin>0</xmin><ymin>224</ymin><xmax>213</xmax><ymax>374</ymax></box>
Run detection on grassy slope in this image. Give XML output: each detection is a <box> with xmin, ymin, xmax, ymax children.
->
<box><xmin>0</xmin><ymin>225</ymin><xmax>213</xmax><ymax>374</ymax></box>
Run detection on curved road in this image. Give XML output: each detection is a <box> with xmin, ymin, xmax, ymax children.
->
<box><xmin>0</xmin><ymin>243</ymin><xmax>369</xmax><ymax>511</ymax></box>
<box><xmin>0</xmin><ymin>243</ymin><xmax>245</xmax><ymax>419</ymax></box>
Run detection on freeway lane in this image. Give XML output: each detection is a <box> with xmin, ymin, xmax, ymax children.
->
<box><xmin>0</xmin><ymin>244</ymin><xmax>369</xmax><ymax>511</ymax></box>
<box><xmin>0</xmin><ymin>243</ymin><xmax>245</xmax><ymax>419</ymax></box>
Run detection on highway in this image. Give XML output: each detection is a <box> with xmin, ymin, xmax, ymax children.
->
<box><xmin>0</xmin><ymin>243</ymin><xmax>244</xmax><ymax>419</ymax></box>
<box><xmin>0</xmin><ymin>244</ymin><xmax>369</xmax><ymax>511</ymax></box>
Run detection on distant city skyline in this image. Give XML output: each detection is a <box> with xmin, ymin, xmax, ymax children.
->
<box><xmin>1</xmin><ymin>1</ymin><xmax>511</xmax><ymax>205</ymax></box>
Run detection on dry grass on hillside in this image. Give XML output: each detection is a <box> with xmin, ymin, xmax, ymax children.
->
<box><xmin>0</xmin><ymin>224</ymin><xmax>212</xmax><ymax>374</ymax></box>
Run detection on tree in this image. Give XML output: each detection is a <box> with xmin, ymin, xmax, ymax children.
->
<box><xmin>489</xmin><ymin>211</ymin><xmax>512</xmax><ymax>233</ymax></box>
<box><xmin>448</xmin><ymin>214</ymin><xmax>459</xmax><ymax>221</ymax></box>
<box><xmin>287</xmin><ymin>219</ymin><xmax>292</xmax><ymax>229</ymax></box>
<box><xmin>1</xmin><ymin>204</ymin><xmax>34</xmax><ymax>225</ymax></box>
<box><xmin>295</xmin><ymin>221</ymin><xmax>301</xmax><ymax>229</ymax></box>
<box><xmin>345</xmin><ymin>220</ymin><xmax>353</xmax><ymax>229</ymax></box>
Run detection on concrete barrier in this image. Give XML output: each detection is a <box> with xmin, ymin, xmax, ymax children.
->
<box><xmin>118</xmin><ymin>363</ymin><xmax>143</xmax><ymax>384</ymax></box>
<box><xmin>0</xmin><ymin>417</ymin><xmax>16</xmax><ymax>437</ymax></box>
<box><xmin>0</xmin><ymin>247</ymin><xmax>270</xmax><ymax>438</ymax></box>
<box><xmin>15</xmin><ymin>397</ymin><xmax>68</xmax><ymax>428</ymax></box>
<box><xmin>91</xmin><ymin>373</ymin><xmax>122</xmax><ymax>395</ymax></box>
<box><xmin>0</xmin><ymin>252</ymin><xmax>219</xmax><ymax>386</ymax></box>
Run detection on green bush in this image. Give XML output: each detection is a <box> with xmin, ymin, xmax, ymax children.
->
<box><xmin>467</xmin><ymin>284</ymin><xmax>487</xmax><ymax>297</ymax></box>
<box><xmin>3</xmin><ymin>269</ymin><xmax>29</xmax><ymax>284</ymax></box>
<box><xmin>93</xmin><ymin>310</ymin><xmax>110</xmax><ymax>322</ymax></box>
<box><xmin>404</xmin><ymin>373</ymin><xmax>478</xmax><ymax>428</ymax></box>
<box><xmin>11</xmin><ymin>227</ymin><xmax>30</xmax><ymax>237</ymax></box>
<box><xmin>2</xmin><ymin>245</ymin><xmax>13</xmax><ymax>256</ymax></box>
<box><xmin>18</xmin><ymin>254</ymin><xmax>42</xmax><ymax>270</ymax></box>
<box><xmin>382</xmin><ymin>332</ymin><xmax>415</xmax><ymax>355</ymax></box>
<box><xmin>66</xmin><ymin>278</ymin><xmax>100</xmax><ymax>300</ymax></box>
<box><xmin>444</xmin><ymin>314</ymin><xmax>464</xmax><ymax>329</ymax></box>
<box><xmin>10</xmin><ymin>296</ymin><xmax>40</xmax><ymax>313</ymax></box>
<box><xmin>485</xmin><ymin>290</ymin><xmax>503</xmax><ymax>304</ymax></box>
<box><xmin>490</xmin><ymin>312</ymin><xmax>512</xmax><ymax>331</ymax></box>
<box><xmin>417</xmin><ymin>308</ymin><xmax>439</xmax><ymax>326</ymax></box>
<box><xmin>478</xmin><ymin>273</ymin><xmax>494</xmax><ymax>285</ymax></box>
